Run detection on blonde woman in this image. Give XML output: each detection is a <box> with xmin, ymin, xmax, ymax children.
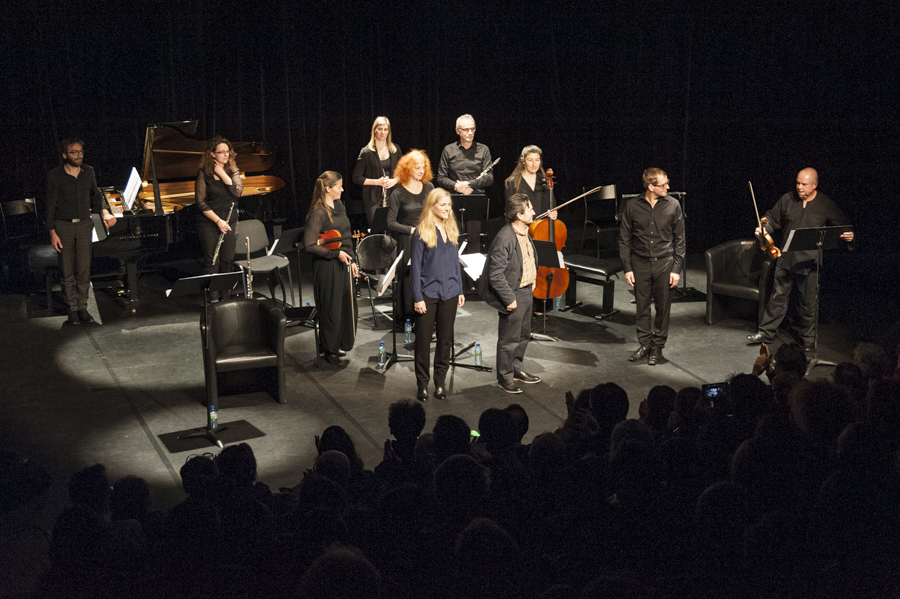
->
<box><xmin>352</xmin><ymin>116</ymin><xmax>401</xmax><ymax>225</ymax></box>
<box><xmin>409</xmin><ymin>188</ymin><xmax>465</xmax><ymax>401</ymax></box>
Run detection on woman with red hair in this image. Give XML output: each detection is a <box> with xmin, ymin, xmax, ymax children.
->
<box><xmin>387</xmin><ymin>150</ymin><xmax>434</xmax><ymax>323</ymax></box>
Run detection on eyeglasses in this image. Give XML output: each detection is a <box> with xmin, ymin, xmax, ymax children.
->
<box><xmin>653</xmin><ymin>181</ymin><xmax>670</xmax><ymax>188</ymax></box>
<box><xmin>458</xmin><ymin>127</ymin><xmax>475</xmax><ymax>133</ymax></box>
<box><xmin>67</xmin><ymin>150</ymin><xmax>84</xmax><ymax>156</ymax></box>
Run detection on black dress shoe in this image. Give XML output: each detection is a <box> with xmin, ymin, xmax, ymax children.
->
<box><xmin>78</xmin><ymin>310</ymin><xmax>95</xmax><ymax>324</ymax></box>
<box><xmin>514</xmin><ymin>371</ymin><xmax>541</xmax><ymax>384</ymax></box>
<box><xmin>416</xmin><ymin>386</ymin><xmax>428</xmax><ymax>401</ymax></box>
<box><xmin>319</xmin><ymin>346</ymin><xmax>346</xmax><ymax>357</ymax></box>
<box><xmin>324</xmin><ymin>354</ymin><xmax>343</xmax><ymax>366</ymax></box>
<box><xmin>66</xmin><ymin>313</ymin><xmax>80</xmax><ymax>325</ymax></box>
<box><xmin>648</xmin><ymin>348</ymin><xmax>663</xmax><ymax>366</ymax></box>
<box><xmin>498</xmin><ymin>380</ymin><xmax>522</xmax><ymax>394</ymax></box>
<box><xmin>434</xmin><ymin>385</ymin><xmax>447</xmax><ymax>400</ymax></box>
<box><xmin>746</xmin><ymin>332</ymin><xmax>770</xmax><ymax>344</ymax></box>
<box><xmin>629</xmin><ymin>346</ymin><xmax>650</xmax><ymax>362</ymax></box>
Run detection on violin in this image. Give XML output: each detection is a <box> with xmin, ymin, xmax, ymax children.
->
<box><xmin>748</xmin><ymin>181</ymin><xmax>781</xmax><ymax>260</ymax></box>
<box><xmin>528</xmin><ymin>169</ymin><xmax>570</xmax><ymax>302</ymax></box>
<box><xmin>318</xmin><ymin>229</ymin><xmax>366</xmax><ymax>252</ymax></box>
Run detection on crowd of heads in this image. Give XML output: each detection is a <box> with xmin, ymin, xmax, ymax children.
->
<box><xmin>3</xmin><ymin>341</ymin><xmax>900</xmax><ymax>597</ymax></box>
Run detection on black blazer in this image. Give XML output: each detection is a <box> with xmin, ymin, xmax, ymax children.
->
<box><xmin>352</xmin><ymin>145</ymin><xmax>401</xmax><ymax>218</ymax></box>
<box><xmin>479</xmin><ymin>223</ymin><xmax>537</xmax><ymax>314</ymax></box>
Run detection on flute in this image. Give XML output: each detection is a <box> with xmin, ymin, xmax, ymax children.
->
<box><xmin>244</xmin><ymin>237</ymin><xmax>253</xmax><ymax>298</ymax></box>
<box><xmin>211</xmin><ymin>202</ymin><xmax>234</xmax><ymax>266</ymax></box>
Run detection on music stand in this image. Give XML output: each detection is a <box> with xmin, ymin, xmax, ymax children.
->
<box><xmin>450</xmin><ymin>252</ymin><xmax>493</xmax><ymax>372</ymax></box>
<box><xmin>782</xmin><ymin>225</ymin><xmax>853</xmax><ymax>375</ymax></box>
<box><xmin>668</xmin><ymin>191</ymin><xmax>704</xmax><ymax>302</ymax></box>
<box><xmin>379</xmin><ymin>251</ymin><xmax>414</xmax><ymax>371</ymax></box>
<box><xmin>166</xmin><ymin>272</ymin><xmax>244</xmax><ymax>448</ymax></box>
<box><xmin>531</xmin><ymin>239</ymin><xmax>564</xmax><ymax>342</ymax></box>
<box><xmin>451</xmin><ymin>194</ymin><xmax>488</xmax><ymax>247</ymax></box>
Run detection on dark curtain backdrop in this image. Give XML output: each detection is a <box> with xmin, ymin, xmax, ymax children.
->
<box><xmin>3</xmin><ymin>0</ymin><xmax>896</xmax><ymax>256</ymax></box>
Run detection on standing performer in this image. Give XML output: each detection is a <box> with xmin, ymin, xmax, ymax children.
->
<box><xmin>436</xmin><ymin>114</ymin><xmax>493</xmax><ymax>253</ymax></box>
<box><xmin>747</xmin><ymin>168</ymin><xmax>853</xmax><ymax>351</ymax></box>
<box><xmin>352</xmin><ymin>116</ymin><xmax>401</xmax><ymax>226</ymax></box>
<box><xmin>410</xmin><ymin>188</ymin><xmax>465</xmax><ymax>402</ymax></box>
<box><xmin>387</xmin><ymin>149</ymin><xmax>435</xmax><ymax>325</ymax></box>
<box><xmin>479</xmin><ymin>193</ymin><xmax>541</xmax><ymax>394</ymax></box>
<box><xmin>303</xmin><ymin>172</ymin><xmax>359</xmax><ymax>366</ymax></box>
<box><xmin>505</xmin><ymin>144</ymin><xmax>559</xmax><ymax>315</ymax></box>
<box><xmin>619</xmin><ymin>168</ymin><xmax>685</xmax><ymax>366</ymax></box>
<box><xmin>46</xmin><ymin>137</ymin><xmax>116</xmax><ymax>324</ymax></box>
<box><xmin>196</xmin><ymin>137</ymin><xmax>243</xmax><ymax>301</ymax></box>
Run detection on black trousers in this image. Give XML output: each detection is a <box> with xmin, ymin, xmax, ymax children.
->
<box><xmin>55</xmin><ymin>219</ymin><xmax>93</xmax><ymax>312</ymax></box>
<box><xmin>414</xmin><ymin>293</ymin><xmax>458</xmax><ymax>388</ymax></box>
<box><xmin>632</xmin><ymin>255</ymin><xmax>674</xmax><ymax>350</ymax></box>
<box><xmin>394</xmin><ymin>233</ymin><xmax>415</xmax><ymax>323</ymax></box>
<box><xmin>313</xmin><ymin>258</ymin><xmax>357</xmax><ymax>354</ymax></box>
<box><xmin>496</xmin><ymin>286</ymin><xmax>533</xmax><ymax>382</ymax></box>
<box><xmin>758</xmin><ymin>264</ymin><xmax>818</xmax><ymax>344</ymax></box>
<box><xmin>197</xmin><ymin>217</ymin><xmax>237</xmax><ymax>300</ymax></box>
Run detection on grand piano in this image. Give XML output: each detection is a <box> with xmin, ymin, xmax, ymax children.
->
<box><xmin>95</xmin><ymin>121</ymin><xmax>284</xmax><ymax>312</ymax></box>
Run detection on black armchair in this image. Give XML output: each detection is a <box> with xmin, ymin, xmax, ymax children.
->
<box><xmin>705</xmin><ymin>239</ymin><xmax>773</xmax><ymax>325</ymax></box>
<box><xmin>201</xmin><ymin>298</ymin><xmax>287</xmax><ymax>405</ymax></box>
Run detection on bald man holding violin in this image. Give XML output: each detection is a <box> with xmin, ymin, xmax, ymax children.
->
<box><xmin>747</xmin><ymin>167</ymin><xmax>853</xmax><ymax>351</ymax></box>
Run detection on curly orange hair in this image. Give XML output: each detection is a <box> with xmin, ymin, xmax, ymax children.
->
<box><xmin>393</xmin><ymin>150</ymin><xmax>433</xmax><ymax>186</ymax></box>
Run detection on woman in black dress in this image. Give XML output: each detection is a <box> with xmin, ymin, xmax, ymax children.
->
<box><xmin>352</xmin><ymin>116</ymin><xmax>401</xmax><ymax>226</ymax></box>
<box><xmin>387</xmin><ymin>149</ymin><xmax>434</xmax><ymax>323</ymax></box>
<box><xmin>195</xmin><ymin>136</ymin><xmax>243</xmax><ymax>300</ymax></box>
<box><xmin>303</xmin><ymin>171</ymin><xmax>359</xmax><ymax>365</ymax></box>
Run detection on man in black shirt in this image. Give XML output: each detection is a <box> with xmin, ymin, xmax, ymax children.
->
<box><xmin>747</xmin><ymin>168</ymin><xmax>853</xmax><ymax>350</ymax></box>
<box><xmin>619</xmin><ymin>168</ymin><xmax>685</xmax><ymax>365</ymax></box>
<box><xmin>46</xmin><ymin>138</ymin><xmax>115</xmax><ymax>324</ymax></box>
<box><xmin>437</xmin><ymin>114</ymin><xmax>493</xmax><ymax>253</ymax></box>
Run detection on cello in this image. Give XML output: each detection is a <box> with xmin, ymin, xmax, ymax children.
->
<box><xmin>528</xmin><ymin>169</ymin><xmax>569</xmax><ymax>306</ymax></box>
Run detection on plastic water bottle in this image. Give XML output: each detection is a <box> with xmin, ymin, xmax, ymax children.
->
<box><xmin>474</xmin><ymin>343</ymin><xmax>483</xmax><ymax>366</ymax></box>
<box><xmin>378</xmin><ymin>341</ymin><xmax>386</xmax><ymax>367</ymax></box>
<box><xmin>209</xmin><ymin>405</ymin><xmax>218</xmax><ymax>429</ymax></box>
<box><xmin>404</xmin><ymin>319</ymin><xmax>412</xmax><ymax>343</ymax></box>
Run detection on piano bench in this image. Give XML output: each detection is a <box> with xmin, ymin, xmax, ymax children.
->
<box><xmin>27</xmin><ymin>244</ymin><xmax>59</xmax><ymax>312</ymax></box>
<box><xmin>562</xmin><ymin>255</ymin><xmax>624</xmax><ymax>320</ymax></box>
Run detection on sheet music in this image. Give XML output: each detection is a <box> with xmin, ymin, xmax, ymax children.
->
<box><xmin>377</xmin><ymin>250</ymin><xmax>404</xmax><ymax>296</ymax></box>
<box><xmin>459</xmin><ymin>253</ymin><xmax>487</xmax><ymax>281</ymax></box>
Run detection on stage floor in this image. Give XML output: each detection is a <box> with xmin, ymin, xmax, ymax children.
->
<box><xmin>0</xmin><ymin>255</ymin><xmax>858</xmax><ymax>515</ymax></box>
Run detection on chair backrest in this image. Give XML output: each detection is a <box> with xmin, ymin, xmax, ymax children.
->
<box><xmin>356</xmin><ymin>233</ymin><xmax>397</xmax><ymax>272</ymax></box>
<box><xmin>1</xmin><ymin>198</ymin><xmax>39</xmax><ymax>241</ymax></box>
<box><xmin>583</xmin><ymin>185</ymin><xmax>617</xmax><ymax>225</ymax></box>
<box><xmin>208</xmin><ymin>298</ymin><xmax>265</xmax><ymax>349</ymax></box>
<box><xmin>237</xmin><ymin>219</ymin><xmax>270</xmax><ymax>256</ymax></box>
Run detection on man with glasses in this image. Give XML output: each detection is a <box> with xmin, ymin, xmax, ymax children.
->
<box><xmin>747</xmin><ymin>167</ymin><xmax>853</xmax><ymax>351</ymax></box>
<box><xmin>46</xmin><ymin>137</ymin><xmax>115</xmax><ymax>325</ymax></box>
<box><xmin>619</xmin><ymin>168</ymin><xmax>685</xmax><ymax>365</ymax></box>
<box><xmin>437</xmin><ymin>114</ymin><xmax>493</xmax><ymax>253</ymax></box>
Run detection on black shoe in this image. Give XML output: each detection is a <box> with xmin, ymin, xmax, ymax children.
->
<box><xmin>514</xmin><ymin>371</ymin><xmax>541</xmax><ymax>384</ymax></box>
<box><xmin>416</xmin><ymin>386</ymin><xmax>428</xmax><ymax>402</ymax></box>
<box><xmin>648</xmin><ymin>348</ymin><xmax>663</xmax><ymax>366</ymax></box>
<box><xmin>434</xmin><ymin>385</ymin><xmax>447</xmax><ymax>400</ymax></box>
<box><xmin>78</xmin><ymin>310</ymin><xmax>96</xmax><ymax>324</ymax></box>
<box><xmin>746</xmin><ymin>332</ymin><xmax>770</xmax><ymax>344</ymax></box>
<box><xmin>498</xmin><ymin>380</ymin><xmax>522</xmax><ymax>394</ymax></box>
<box><xmin>66</xmin><ymin>312</ymin><xmax>80</xmax><ymax>325</ymax></box>
<box><xmin>319</xmin><ymin>346</ymin><xmax>345</xmax><ymax>357</ymax></box>
<box><xmin>629</xmin><ymin>346</ymin><xmax>650</xmax><ymax>362</ymax></box>
<box><xmin>324</xmin><ymin>354</ymin><xmax>343</xmax><ymax>366</ymax></box>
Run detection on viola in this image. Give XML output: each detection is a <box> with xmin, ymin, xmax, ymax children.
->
<box><xmin>748</xmin><ymin>181</ymin><xmax>781</xmax><ymax>260</ymax></box>
<box><xmin>317</xmin><ymin>229</ymin><xmax>344</xmax><ymax>250</ymax></box>
<box><xmin>528</xmin><ymin>169</ymin><xmax>570</xmax><ymax>302</ymax></box>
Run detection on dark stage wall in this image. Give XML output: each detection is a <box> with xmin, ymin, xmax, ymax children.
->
<box><xmin>3</xmin><ymin>0</ymin><xmax>896</xmax><ymax>259</ymax></box>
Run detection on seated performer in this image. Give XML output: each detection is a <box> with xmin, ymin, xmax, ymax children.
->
<box><xmin>387</xmin><ymin>149</ymin><xmax>435</xmax><ymax>325</ymax></box>
<box><xmin>352</xmin><ymin>116</ymin><xmax>401</xmax><ymax>226</ymax></box>
<box><xmin>303</xmin><ymin>172</ymin><xmax>358</xmax><ymax>366</ymax></box>
<box><xmin>747</xmin><ymin>167</ymin><xmax>853</xmax><ymax>351</ymax></box>
<box><xmin>410</xmin><ymin>188</ymin><xmax>465</xmax><ymax>402</ymax></box>
<box><xmin>195</xmin><ymin>137</ymin><xmax>243</xmax><ymax>301</ymax></box>
<box><xmin>479</xmin><ymin>193</ymin><xmax>542</xmax><ymax>394</ymax></box>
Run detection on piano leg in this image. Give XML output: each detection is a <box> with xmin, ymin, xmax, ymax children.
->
<box><xmin>124</xmin><ymin>261</ymin><xmax>139</xmax><ymax>313</ymax></box>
